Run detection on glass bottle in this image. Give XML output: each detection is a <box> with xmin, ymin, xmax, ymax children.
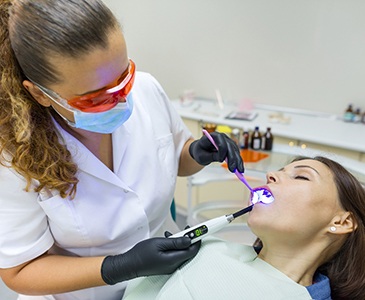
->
<box><xmin>250</xmin><ymin>126</ymin><xmax>261</xmax><ymax>150</ymax></box>
<box><xmin>353</xmin><ymin>108</ymin><xmax>361</xmax><ymax>123</ymax></box>
<box><xmin>202</xmin><ymin>123</ymin><xmax>217</xmax><ymax>133</ymax></box>
<box><xmin>343</xmin><ymin>104</ymin><xmax>354</xmax><ymax>122</ymax></box>
<box><xmin>261</xmin><ymin>127</ymin><xmax>274</xmax><ymax>151</ymax></box>
<box><xmin>240</xmin><ymin>131</ymin><xmax>249</xmax><ymax>149</ymax></box>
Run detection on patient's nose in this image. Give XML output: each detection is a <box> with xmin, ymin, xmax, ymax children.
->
<box><xmin>266</xmin><ymin>172</ymin><xmax>277</xmax><ymax>183</ymax></box>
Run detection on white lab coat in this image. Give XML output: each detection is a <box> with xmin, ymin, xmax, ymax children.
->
<box><xmin>0</xmin><ymin>72</ymin><xmax>192</xmax><ymax>300</ymax></box>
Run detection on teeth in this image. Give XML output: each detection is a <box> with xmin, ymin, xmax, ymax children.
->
<box><xmin>251</xmin><ymin>188</ymin><xmax>275</xmax><ymax>204</ymax></box>
<box><xmin>251</xmin><ymin>191</ymin><xmax>260</xmax><ymax>204</ymax></box>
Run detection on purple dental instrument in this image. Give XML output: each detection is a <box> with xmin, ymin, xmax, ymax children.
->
<box><xmin>202</xmin><ymin>129</ymin><xmax>254</xmax><ymax>191</ymax></box>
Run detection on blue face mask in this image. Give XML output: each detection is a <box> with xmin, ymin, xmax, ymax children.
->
<box><xmin>51</xmin><ymin>92</ymin><xmax>134</xmax><ymax>134</ymax></box>
<box><xmin>69</xmin><ymin>93</ymin><xmax>134</xmax><ymax>133</ymax></box>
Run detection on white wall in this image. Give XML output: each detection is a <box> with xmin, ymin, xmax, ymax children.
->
<box><xmin>103</xmin><ymin>0</ymin><xmax>365</xmax><ymax>114</ymax></box>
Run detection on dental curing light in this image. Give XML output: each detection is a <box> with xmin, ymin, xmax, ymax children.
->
<box><xmin>170</xmin><ymin>188</ymin><xmax>275</xmax><ymax>244</ymax></box>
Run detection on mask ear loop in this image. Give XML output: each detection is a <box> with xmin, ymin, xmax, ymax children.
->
<box><xmin>34</xmin><ymin>86</ymin><xmax>78</xmax><ymax>127</ymax></box>
<box><xmin>26</xmin><ymin>81</ymin><xmax>77</xmax><ymax>127</ymax></box>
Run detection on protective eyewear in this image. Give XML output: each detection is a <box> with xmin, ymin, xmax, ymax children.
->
<box><xmin>34</xmin><ymin>59</ymin><xmax>136</xmax><ymax>113</ymax></box>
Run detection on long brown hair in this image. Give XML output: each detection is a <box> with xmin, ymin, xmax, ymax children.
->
<box><xmin>254</xmin><ymin>156</ymin><xmax>365</xmax><ymax>299</ymax></box>
<box><xmin>311</xmin><ymin>156</ymin><xmax>365</xmax><ymax>300</ymax></box>
<box><xmin>0</xmin><ymin>0</ymin><xmax>120</xmax><ymax>198</ymax></box>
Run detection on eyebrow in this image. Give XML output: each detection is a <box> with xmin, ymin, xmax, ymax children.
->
<box><xmin>293</xmin><ymin>165</ymin><xmax>320</xmax><ymax>175</ymax></box>
<box><xmin>277</xmin><ymin>165</ymin><xmax>320</xmax><ymax>175</ymax></box>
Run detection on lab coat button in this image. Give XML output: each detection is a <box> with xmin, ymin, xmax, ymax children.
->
<box><xmin>123</xmin><ymin>189</ymin><xmax>129</xmax><ymax>193</ymax></box>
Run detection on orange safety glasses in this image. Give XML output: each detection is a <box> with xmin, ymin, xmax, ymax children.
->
<box><xmin>68</xmin><ymin>59</ymin><xmax>136</xmax><ymax>113</ymax></box>
<box><xmin>33</xmin><ymin>59</ymin><xmax>136</xmax><ymax>113</ymax></box>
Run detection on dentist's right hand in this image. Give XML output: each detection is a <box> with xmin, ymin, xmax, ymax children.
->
<box><xmin>189</xmin><ymin>131</ymin><xmax>244</xmax><ymax>173</ymax></box>
<box><xmin>101</xmin><ymin>236</ymin><xmax>200</xmax><ymax>285</ymax></box>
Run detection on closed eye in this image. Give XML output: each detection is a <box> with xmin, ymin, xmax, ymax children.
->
<box><xmin>295</xmin><ymin>175</ymin><xmax>309</xmax><ymax>180</ymax></box>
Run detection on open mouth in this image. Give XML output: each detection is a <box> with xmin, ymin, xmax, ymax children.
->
<box><xmin>251</xmin><ymin>187</ymin><xmax>275</xmax><ymax>204</ymax></box>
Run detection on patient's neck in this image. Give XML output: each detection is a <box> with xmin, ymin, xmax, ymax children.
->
<box><xmin>257</xmin><ymin>242</ymin><xmax>331</xmax><ymax>286</ymax></box>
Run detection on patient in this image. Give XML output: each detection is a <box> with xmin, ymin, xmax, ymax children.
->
<box><xmin>123</xmin><ymin>156</ymin><xmax>365</xmax><ymax>300</ymax></box>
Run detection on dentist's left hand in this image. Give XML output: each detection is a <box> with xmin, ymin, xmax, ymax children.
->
<box><xmin>101</xmin><ymin>236</ymin><xmax>200</xmax><ymax>285</ymax></box>
<box><xmin>189</xmin><ymin>131</ymin><xmax>244</xmax><ymax>173</ymax></box>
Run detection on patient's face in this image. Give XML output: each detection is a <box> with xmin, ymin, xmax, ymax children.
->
<box><xmin>247</xmin><ymin>159</ymin><xmax>343</xmax><ymax>242</ymax></box>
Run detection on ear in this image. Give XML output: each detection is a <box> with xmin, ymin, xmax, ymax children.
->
<box><xmin>22</xmin><ymin>80</ymin><xmax>51</xmax><ymax>107</ymax></box>
<box><xmin>328</xmin><ymin>211</ymin><xmax>357</xmax><ymax>235</ymax></box>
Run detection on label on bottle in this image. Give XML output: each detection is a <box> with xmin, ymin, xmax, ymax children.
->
<box><xmin>343</xmin><ymin>112</ymin><xmax>354</xmax><ymax>122</ymax></box>
<box><xmin>252</xmin><ymin>138</ymin><xmax>261</xmax><ymax>150</ymax></box>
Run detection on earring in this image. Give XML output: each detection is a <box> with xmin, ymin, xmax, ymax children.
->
<box><xmin>330</xmin><ymin>226</ymin><xmax>336</xmax><ymax>232</ymax></box>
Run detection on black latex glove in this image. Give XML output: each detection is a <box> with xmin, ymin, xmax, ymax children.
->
<box><xmin>101</xmin><ymin>236</ymin><xmax>201</xmax><ymax>285</ymax></box>
<box><xmin>189</xmin><ymin>131</ymin><xmax>244</xmax><ymax>173</ymax></box>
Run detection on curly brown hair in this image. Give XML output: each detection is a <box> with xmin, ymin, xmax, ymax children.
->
<box><xmin>0</xmin><ymin>0</ymin><xmax>120</xmax><ymax>198</ymax></box>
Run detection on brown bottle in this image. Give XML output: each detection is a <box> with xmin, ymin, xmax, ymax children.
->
<box><xmin>261</xmin><ymin>127</ymin><xmax>274</xmax><ymax>150</ymax></box>
<box><xmin>240</xmin><ymin>131</ymin><xmax>249</xmax><ymax>149</ymax></box>
<box><xmin>354</xmin><ymin>108</ymin><xmax>361</xmax><ymax>123</ymax></box>
<box><xmin>343</xmin><ymin>104</ymin><xmax>354</xmax><ymax>122</ymax></box>
<box><xmin>251</xmin><ymin>126</ymin><xmax>261</xmax><ymax>150</ymax></box>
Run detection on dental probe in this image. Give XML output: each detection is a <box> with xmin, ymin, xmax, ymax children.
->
<box><xmin>170</xmin><ymin>205</ymin><xmax>253</xmax><ymax>244</ymax></box>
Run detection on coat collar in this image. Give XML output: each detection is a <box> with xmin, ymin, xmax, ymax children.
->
<box><xmin>53</xmin><ymin>119</ymin><xmax>127</xmax><ymax>189</ymax></box>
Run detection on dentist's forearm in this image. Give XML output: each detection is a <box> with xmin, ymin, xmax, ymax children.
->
<box><xmin>0</xmin><ymin>253</ymin><xmax>106</xmax><ymax>296</ymax></box>
<box><xmin>178</xmin><ymin>138</ymin><xmax>204</xmax><ymax>176</ymax></box>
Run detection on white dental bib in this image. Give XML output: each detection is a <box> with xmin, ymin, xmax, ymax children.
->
<box><xmin>123</xmin><ymin>237</ymin><xmax>312</xmax><ymax>300</ymax></box>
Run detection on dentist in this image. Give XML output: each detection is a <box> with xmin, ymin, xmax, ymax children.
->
<box><xmin>0</xmin><ymin>1</ymin><xmax>244</xmax><ymax>300</ymax></box>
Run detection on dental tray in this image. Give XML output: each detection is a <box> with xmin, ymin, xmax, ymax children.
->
<box><xmin>225</xmin><ymin>111</ymin><xmax>258</xmax><ymax>121</ymax></box>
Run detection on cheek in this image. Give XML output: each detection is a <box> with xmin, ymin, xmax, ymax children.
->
<box><xmin>315</xmin><ymin>189</ymin><xmax>339</xmax><ymax>210</ymax></box>
<box><xmin>247</xmin><ymin>200</ymin><xmax>309</xmax><ymax>233</ymax></box>
<box><xmin>247</xmin><ymin>185</ymin><xmax>338</xmax><ymax>237</ymax></box>
<box><xmin>275</xmin><ymin>186</ymin><xmax>322</xmax><ymax>214</ymax></box>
